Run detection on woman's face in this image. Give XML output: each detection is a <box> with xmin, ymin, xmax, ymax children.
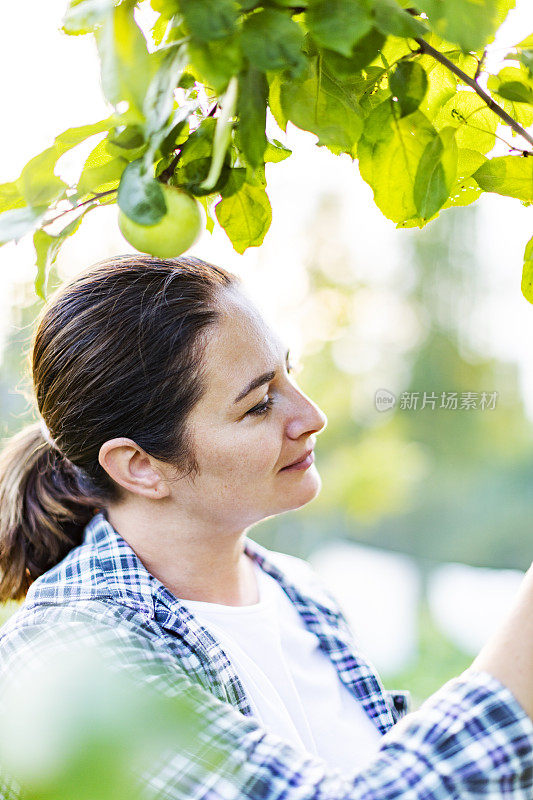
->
<box><xmin>173</xmin><ymin>286</ymin><xmax>327</xmax><ymax>530</ymax></box>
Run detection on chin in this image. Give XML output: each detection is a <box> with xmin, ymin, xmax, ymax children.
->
<box><xmin>280</xmin><ymin>469</ymin><xmax>322</xmax><ymax>513</ymax></box>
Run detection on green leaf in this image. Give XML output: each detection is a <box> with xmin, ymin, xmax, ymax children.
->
<box><xmin>117</xmin><ymin>159</ymin><xmax>167</xmax><ymax>224</ymax></box>
<box><xmin>143</xmin><ymin>46</ymin><xmax>188</xmax><ymax>138</ymax></box>
<box><xmin>273</xmin><ymin>57</ymin><xmax>363</xmax><ymax>155</ymax></box>
<box><xmin>219</xmin><ymin>168</ymin><xmax>246</xmax><ymax>197</ymax></box>
<box><xmin>159</xmin><ymin>113</ymin><xmax>190</xmax><ymax>158</ymax></box>
<box><xmin>374</xmin><ymin>33</ymin><xmax>414</xmax><ymax>66</ymax></box>
<box><xmin>306</xmin><ymin>0</ymin><xmax>372</xmax><ymax>58</ymax></box>
<box><xmin>320</xmin><ymin>27</ymin><xmax>386</xmax><ymax>76</ymax></box>
<box><xmin>16</xmin><ymin>148</ymin><xmax>67</xmax><ymax>207</ymax></box>
<box><xmin>521</xmin><ymin>234</ymin><xmax>533</xmax><ymax>304</ymax></box>
<box><xmin>152</xmin><ymin>13</ymin><xmax>170</xmax><ymax>46</ymax></box>
<box><xmin>0</xmin><ymin>182</ymin><xmax>27</xmax><ymax>213</ymax></box>
<box><xmin>373</xmin><ymin>0</ymin><xmax>428</xmax><ymax>39</ymax></box>
<box><xmin>358</xmin><ymin>100</ymin><xmax>440</xmax><ymax>223</ymax></box>
<box><xmin>413</xmin><ymin>126</ymin><xmax>458</xmax><ymax>218</ymax></box>
<box><xmin>238</xmin><ymin>68</ymin><xmax>268</xmax><ymax>168</ymax></box>
<box><xmin>473</xmin><ymin>156</ymin><xmax>533</xmax><ymax>202</ymax></box>
<box><xmin>488</xmin><ymin>66</ymin><xmax>533</xmax><ymax>104</ymax></box>
<box><xmin>14</xmin><ymin>117</ymin><xmax>115</xmax><ymax>209</ymax></box>
<box><xmin>417</xmin><ymin>57</ymin><xmax>457</xmax><ymax>118</ymax></box>
<box><xmin>197</xmin><ymin>195</ymin><xmax>215</xmax><ymax>233</ymax></box>
<box><xmin>516</xmin><ymin>32</ymin><xmax>533</xmax><ymax>48</ymax></box>
<box><xmin>62</xmin><ymin>0</ymin><xmax>116</xmax><ymax>35</ymax></box>
<box><xmin>498</xmin><ymin>80</ymin><xmax>533</xmax><ymax>102</ymax></box>
<box><xmin>433</xmin><ymin>91</ymin><xmax>499</xmax><ymax>154</ymax></box>
<box><xmin>187</xmin><ymin>33</ymin><xmax>243</xmax><ymax>94</ymax></box>
<box><xmin>456</xmin><ymin>148</ymin><xmax>487</xmax><ymax>178</ymax></box>
<box><xmin>415</xmin><ymin>0</ymin><xmax>501</xmax><ymax>52</ymax></box>
<box><xmin>55</xmin><ymin>117</ymin><xmax>117</xmax><ymax>150</ymax></box>
<box><xmin>77</xmin><ymin>139</ymin><xmax>128</xmax><ymax>196</ymax></box>
<box><xmin>106</xmin><ymin>125</ymin><xmax>147</xmax><ymax>161</ymax></box>
<box><xmin>390</xmin><ymin>61</ymin><xmax>428</xmax><ymax>117</ymax></box>
<box><xmin>175</xmin><ymin>118</ymin><xmax>217</xmax><ymax>168</ymax></box>
<box><xmin>441</xmin><ymin>148</ymin><xmax>485</xmax><ymax>210</ymax></box>
<box><xmin>179</xmin><ymin>0</ymin><xmax>239</xmax><ymax>42</ymax></box>
<box><xmin>95</xmin><ymin>3</ymin><xmax>153</xmax><ymax>113</ymax></box>
<box><xmin>0</xmin><ymin>206</ymin><xmax>48</xmax><ymax>246</ymax></box>
<box><xmin>397</xmin><ymin>144</ymin><xmax>481</xmax><ymax>227</ymax></box>
<box><xmin>331</xmin><ymin>64</ymin><xmax>389</xmax><ymax>114</ymax></box>
<box><xmin>241</xmin><ymin>9</ymin><xmax>305</xmax><ymax>77</ymax></box>
<box><xmin>33</xmin><ymin>214</ymin><xmax>86</xmax><ymax>300</ymax></box>
<box><xmin>200</xmin><ymin>76</ymin><xmax>238</xmax><ymax>191</ymax></box>
<box><xmin>515</xmin><ymin>49</ymin><xmax>533</xmax><ymax>77</ymax></box>
<box><xmin>151</xmin><ymin>0</ymin><xmax>180</xmax><ymax>14</ymax></box>
<box><xmin>174</xmin><ymin>157</ymin><xmax>231</xmax><ymax>197</ymax></box>
<box><xmin>264</xmin><ymin>140</ymin><xmax>292</xmax><ymax>162</ymax></box>
<box><xmin>215</xmin><ymin>178</ymin><xmax>272</xmax><ymax>253</ymax></box>
<box><xmin>486</xmin><ymin>74</ymin><xmax>533</xmax><ymax>125</ymax></box>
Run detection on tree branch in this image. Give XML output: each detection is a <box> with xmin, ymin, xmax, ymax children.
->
<box><xmin>42</xmin><ymin>189</ymin><xmax>117</xmax><ymax>228</ymax></box>
<box><xmin>414</xmin><ymin>37</ymin><xmax>533</xmax><ymax>148</ymax></box>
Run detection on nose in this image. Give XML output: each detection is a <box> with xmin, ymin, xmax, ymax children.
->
<box><xmin>285</xmin><ymin>386</ymin><xmax>328</xmax><ymax>441</ymax></box>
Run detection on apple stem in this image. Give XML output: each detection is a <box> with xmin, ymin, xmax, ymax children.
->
<box><xmin>157</xmin><ymin>152</ymin><xmax>182</xmax><ymax>184</ymax></box>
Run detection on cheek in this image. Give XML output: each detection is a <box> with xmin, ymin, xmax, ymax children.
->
<box><xmin>195</xmin><ymin>422</ymin><xmax>280</xmax><ymax>480</ymax></box>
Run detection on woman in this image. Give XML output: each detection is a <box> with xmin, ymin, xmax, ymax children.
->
<box><xmin>0</xmin><ymin>254</ymin><xmax>532</xmax><ymax>799</ymax></box>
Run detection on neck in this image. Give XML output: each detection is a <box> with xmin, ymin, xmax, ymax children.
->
<box><xmin>105</xmin><ymin>498</ymin><xmax>260</xmax><ymax>607</ymax></box>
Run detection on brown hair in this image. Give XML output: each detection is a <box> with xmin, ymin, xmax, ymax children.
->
<box><xmin>0</xmin><ymin>255</ymin><xmax>238</xmax><ymax>602</ymax></box>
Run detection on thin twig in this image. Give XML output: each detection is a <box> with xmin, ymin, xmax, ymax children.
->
<box><xmin>415</xmin><ymin>37</ymin><xmax>533</xmax><ymax>148</ymax></box>
<box><xmin>42</xmin><ymin>189</ymin><xmax>117</xmax><ymax>228</ymax></box>
<box><xmin>491</xmin><ymin>128</ymin><xmax>533</xmax><ymax>156</ymax></box>
<box><xmin>474</xmin><ymin>49</ymin><xmax>487</xmax><ymax>82</ymax></box>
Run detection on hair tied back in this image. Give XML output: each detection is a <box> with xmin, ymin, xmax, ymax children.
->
<box><xmin>38</xmin><ymin>417</ymin><xmax>56</xmax><ymax>449</ymax></box>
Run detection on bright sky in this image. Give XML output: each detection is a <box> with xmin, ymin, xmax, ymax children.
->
<box><xmin>2</xmin><ymin>1</ymin><xmax>533</xmax><ymax>415</ymax></box>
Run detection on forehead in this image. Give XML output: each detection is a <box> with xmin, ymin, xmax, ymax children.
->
<box><xmin>200</xmin><ymin>289</ymin><xmax>285</xmax><ymax>401</ymax></box>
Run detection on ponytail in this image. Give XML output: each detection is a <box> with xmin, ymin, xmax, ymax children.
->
<box><xmin>0</xmin><ymin>423</ymin><xmax>106</xmax><ymax>602</ymax></box>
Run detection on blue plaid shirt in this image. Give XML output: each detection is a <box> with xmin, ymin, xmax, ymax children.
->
<box><xmin>1</xmin><ymin>510</ymin><xmax>533</xmax><ymax>799</ymax></box>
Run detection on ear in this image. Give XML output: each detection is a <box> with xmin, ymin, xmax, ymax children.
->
<box><xmin>98</xmin><ymin>438</ymin><xmax>171</xmax><ymax>500</ymax></box>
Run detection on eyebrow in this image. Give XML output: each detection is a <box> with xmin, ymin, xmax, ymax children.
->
<box><xmin>233</xmin><ymin>349</ymin><xmax>290</xmax><ymax>405</ymax></box>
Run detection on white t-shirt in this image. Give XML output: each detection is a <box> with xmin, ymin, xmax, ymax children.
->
<box><xmin>179</xmin><ymin>557</ymin><xmax>383</xmax><ymax>771</ymax></box>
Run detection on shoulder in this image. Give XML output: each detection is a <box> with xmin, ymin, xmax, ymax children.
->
<box><xmin>24</xmin><ymin>541</ymin><xmax>107</xmax><ymax>606</ymax></box>
<box><xmin>0</xmin><ymin>600</ymin><xmax>122</xmax><ymax>663</ymax></box>
<box><xmin>0</xmin><ymin>599</ymin><xmax>187</xmax><ymax>703</ymax></box>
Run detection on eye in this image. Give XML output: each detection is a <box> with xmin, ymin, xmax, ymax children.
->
<box><xmin>246</xmin><ymin>395</ymin><xmax>274</xmax><ymax>416</ymax></box>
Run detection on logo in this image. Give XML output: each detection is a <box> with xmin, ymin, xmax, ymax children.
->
<box><xmin>375</xmin><ymin>388</ymin><xmax>396</xmax><ymax>411</ymax></box>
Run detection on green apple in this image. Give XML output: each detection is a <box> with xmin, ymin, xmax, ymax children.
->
<box><xmin>118</xmin><ymin>185</ymin><xmax>204</xmax><ymax>258</ymax></box>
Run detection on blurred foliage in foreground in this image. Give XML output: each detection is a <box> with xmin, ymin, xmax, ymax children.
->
<box><xmin>0</xmin><ymin>621</ymin><xmax>214</xmax><ymax>800</ymax></box>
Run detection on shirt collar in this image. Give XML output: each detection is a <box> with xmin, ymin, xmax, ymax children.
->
<box><xmin>82</xmin><ymin>511</ymin><xmax>156</xmax><ymax>618</ymax></box>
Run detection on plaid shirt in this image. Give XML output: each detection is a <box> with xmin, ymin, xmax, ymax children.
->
<box><xmin>1</xmin><ymin>511</ymin><xmax>533</xmax><ymax>799</ymax></box>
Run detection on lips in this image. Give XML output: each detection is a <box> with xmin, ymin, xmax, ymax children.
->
<box><xmin>281</xmin><ymin>448</ymin><xmax>314</xmax><ymax>470</ymax></box>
